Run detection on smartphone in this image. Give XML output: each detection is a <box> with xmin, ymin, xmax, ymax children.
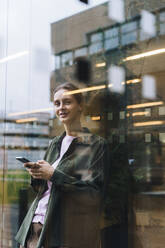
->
<box><xmin>16</xmin><ymin>157</ymin><xmax>32</xmax><ymax>168</ymax></box>
<box><xmin>16</xmin><ymin>157</ymin><xmax>31</xmax><ymax>163</ymax></box>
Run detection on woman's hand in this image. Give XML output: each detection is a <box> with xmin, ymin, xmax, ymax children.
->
<box><xmin>24</xmin><ymin>160</ymin><xmax>55</xmax><ymax>180</ymax></box>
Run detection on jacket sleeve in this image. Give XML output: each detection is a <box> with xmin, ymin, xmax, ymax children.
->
<box><xmin>49</xmin><ymin>140</ymin><xmax>110</xmax><ymax>193</ymax></box>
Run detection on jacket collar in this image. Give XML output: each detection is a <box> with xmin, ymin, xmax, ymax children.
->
<box><xmin>53</xmin><ymin>127</ymin><xmax>92</xmax><ymax>146</ymax></box>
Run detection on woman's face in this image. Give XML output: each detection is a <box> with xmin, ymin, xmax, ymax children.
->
<box><xmin>54</xmin><ymin>89</ymin><xmax>82</xmax><ymax>125</ymax></box>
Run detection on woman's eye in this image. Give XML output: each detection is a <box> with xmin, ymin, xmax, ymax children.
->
<box><xmin>54</xmin><ymin>101</ymin><xmax>60</xmax><ymax>106</ymax></box>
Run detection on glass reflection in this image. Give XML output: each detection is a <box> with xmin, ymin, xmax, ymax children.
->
<box><xmin>1</xmin><ymin>0</ymin><xmax>165</xmax><ymax>247</ymax></box>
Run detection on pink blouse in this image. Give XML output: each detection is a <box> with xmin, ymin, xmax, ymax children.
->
<box><xmin>32</xmin><ymin>135</ymin><xmax>75</xmax><ymax>224</ymax></box>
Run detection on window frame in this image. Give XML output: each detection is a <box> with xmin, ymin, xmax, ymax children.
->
<box><xmin>61</xmin><ymin>51</ymin><xmax>73</xmax><ymax>68</ymax></box>
<box><xmin>159</xmin><ymin>10</ymin><xmax>165</xmax><ymax>35</ymax></box>
<box><xmin>104</xmin><ymin>26</ymin><xmax>120</xmax><ymax>51</ymax></box>
<box><xmin>88</xmin><ymin>31</ymin><xmax>103</xmax><ymax>55</ymax></box>
<box><xmin>120</xmin><ymin>20</ymin><xmax>138</xmax><ymax>46</ymax></box>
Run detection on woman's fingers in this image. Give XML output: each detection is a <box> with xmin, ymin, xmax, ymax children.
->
<box><xmin>37</xmin><ymin>160</ymin><xmax>45</xmax><ymax>164</ymax></box>
<box><xmin>24</xmin><ymin>162</ymin><xmax>34</xmax><ymax>168</ymax></box>
<box><xmin>24</xmin><ymin>162</ymin><xmax>40</xmax><ymax>169</ymax></box>
<box><xmin>32</xmin><ymin>175</ymin><xmax>42</xmax><ymax>179</ymax></box>
<box><xmin>26</xmin><ymin>161</ymin><xmax>53</xmax><ymax>180</ymax></box>
<box><xmin>30</xmin><ymin>168</ymin><xmax>40</xmax><ymax>173</ymax></box>
<box><xmin>31</xmin><ymin>170</ymin><xmax>42</xmax><ymax>179</ymax></box>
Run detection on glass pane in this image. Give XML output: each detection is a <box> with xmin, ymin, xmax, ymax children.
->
<box><xmin>61</xmin><ymin>51</ymin><xmax>73</xmax><ymax>67</ymax></box>
<box><xmin>104</xmin><ymin>37</ymin><xmax>119</xmax><ymax>50</ymax></box>
<box><xmin>89</xmin><ymin>41</ymin><xmax>103</xmax><ymax>54</ymax></box>
<box><xmin>160</xmin><ymin>11</ymin><xmax>165</xmax><ymax>22</ymax></box>
<box><xmin>160</xmin><ymin>23</ymin><xmax>165</xmax><ymax>34</ymax></box>
<box><xmin>74</xmin><ymin>47</ymin><xmax>87</xmax><ymax>57</ymax></box>
<box><xmin>121</xmin><ymin>30</ymin><xmax>137</xmax><ymax>45</ymax></box>
<box><xmin>55</xmin><ymin>55</ymin><xmax>61</xmax><ymax>69</ymax></box>
<box><xmin>104</xmin><ymin>27</ymin><xmax>119</xmax><ymax>38</ymax></box>
<box><xmin>121</xmin><ymin>21</ymin><xmax>137</xmax><ymax>33</ymax></box>
<box><xmin>2</xmin><ymin>1</ymin><xmax>165</xmax><ymax>248</ymax></box>
<box><xmin>90</xmin><ymin>32</ymin><xmax>103</xmax><ymax>42</ymax></box>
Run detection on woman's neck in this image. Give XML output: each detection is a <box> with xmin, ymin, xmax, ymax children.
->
<box><xmin>64</xmin><ymin>122</ymin><xmax>82</xmax><ymax>137</ymax></box>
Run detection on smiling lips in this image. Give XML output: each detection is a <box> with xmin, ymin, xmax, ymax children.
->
<box><xmin>59</xmin><ymin>112</ymin><xmax>68</xmax><ymax>118</ymax></box>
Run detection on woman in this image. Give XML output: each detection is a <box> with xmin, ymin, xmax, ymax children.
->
<box><xmin>15</xmin><ymin>82</ymin><xmax>109</xmax><ymax>248</ymax></box>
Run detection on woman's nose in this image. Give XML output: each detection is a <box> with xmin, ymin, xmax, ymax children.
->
<box><xmin>59</xmin><ymin>102</ymin><xmax>65</xmax><ymax>109</ymax></box>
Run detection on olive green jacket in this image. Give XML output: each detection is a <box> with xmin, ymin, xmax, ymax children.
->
<box><xmin>15</xmin><ymin>129</ymin><xmax>109</xmax><ymax>248</ymax></box>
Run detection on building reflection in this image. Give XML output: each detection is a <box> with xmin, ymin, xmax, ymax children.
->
<box><xmin>0</xmin><ymin>112</ymin><xmax>50</xmax><ymax>247</ymax></box>
<box><xmin>50</xmin><ymin>2</ymin><xmax>165</xmax><ymax>248</ymax></box>
<box><xmin>1</xmin><ymin>0</ymin><xmax>165</xmax><ymax>247</ymax></box>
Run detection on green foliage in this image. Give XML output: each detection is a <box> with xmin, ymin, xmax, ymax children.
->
<box><xmin>0</xmin><ymin>170</ymin><xmax>30</xmax><ymax>204</ymax></box>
